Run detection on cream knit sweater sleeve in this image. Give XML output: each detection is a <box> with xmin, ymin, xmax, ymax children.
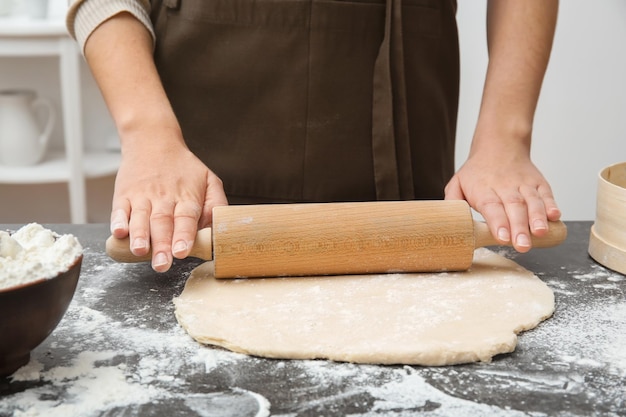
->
<box><xmin>66</xmin><ymin>0</ymin><xmax>155</xmax><ymax>53</ymax></box>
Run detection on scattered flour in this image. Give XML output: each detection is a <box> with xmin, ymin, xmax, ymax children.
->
<box><xmin>8</xmin><ymin>352</ymin><xmax>161</xmax><ymax>417</ymax></box>
<box><xmin>0</xmin><ymin>223</ymin><xmax>83</xmax><ymax>290</ymax></box>
<box><xmin>3</xmin><ymin>301</ymin><xmax>270</xmax><ymax>417</ymax></box>
<box><xmin>534</xmin><ymin>265</ymin><xmax>626</xmax><ymax>375</ymax></box>
<box><xmin>365</xmin><ymin>368</ymin><xmax>531</xmax><ymax>417</ymax></box>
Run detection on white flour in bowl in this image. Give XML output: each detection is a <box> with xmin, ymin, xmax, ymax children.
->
<box><xmin>0</xmin><ymin>223</ymin><xmax>83</xmax><ymax>291</ymax></box>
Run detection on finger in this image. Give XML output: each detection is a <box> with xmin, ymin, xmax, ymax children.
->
<box><xmin>127</xmin><ymin>199</ymin><xmax>151</xmax><ymax>257</ymax></box>
<box><xmin>520</xmin><ymin>185</ymin><xmax>549</xmax><ymax>237</ymax></box>
<box><xmin>198</xmin><ymin>172</ymin><xmax>229</xmax><ymax>228</ymax></box>
<box><xmin>501</xmin><ymin>192</ymin><xmax>532</xmax><ymax>253</ymax></box>
<box><xmin>149</xmin><ymin>203</ymin><xmax>175</xmax><ymax>272</ymax></box>
<box><xmin>110</xmin><ymin>205</ymin><xmax>130</xmax><ymax>239</ymax></box>
<box><xmin>172</xmin><ymin>201</ymin><xmax>202</xmax><ymax>259</ymax></box>
<box><xmin>538</xmin><ymin>184</ymin><xmax>562</xmax><ymax>221</ymax></box>
<box><xmin>474</xmin><ymin>191</ymin><xmax>512</xmax><ymax>245</ymax></box>
<box><xmin>443</xmin><ymin>176</ymin><xmax>465</xmax><ymax>201</ymax></box>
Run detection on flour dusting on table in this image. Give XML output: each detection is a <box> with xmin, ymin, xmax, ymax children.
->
<box><xmin>541</xmin><ymin>264</ymin><xmax>626</xmax><ymax>374</ymax></box>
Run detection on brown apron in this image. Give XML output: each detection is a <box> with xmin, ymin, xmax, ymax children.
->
<box><xmin>150</xmin><ymin>0</ymin><xmax>459</xmax><ymax>204</ymax></box>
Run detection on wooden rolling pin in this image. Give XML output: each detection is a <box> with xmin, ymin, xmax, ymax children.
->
<box><xmin>106</xmin><ymin>200</ymin><xmax>567</xmax><ymax>278</ymax></box>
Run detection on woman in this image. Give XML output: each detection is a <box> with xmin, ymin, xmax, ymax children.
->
<box><xmin>67</xmin><ymin>0</ymin><xmax>561</xmax><ymax>272</ymax></box>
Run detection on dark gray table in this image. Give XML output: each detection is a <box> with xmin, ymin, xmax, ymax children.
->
<box><xmin>1</xmin><ymin>222</ymin><xmax>625</xmax><ymax>416</ymax></box>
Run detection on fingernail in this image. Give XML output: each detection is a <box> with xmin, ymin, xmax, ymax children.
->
<box><xmin>173</xmin><ymin>240</ymin><xmax>188</xmax><ymax>256</ymax></box>
<box><xmin>153</xmin><ymin>252</ymin><xmax>168</xmax><ymax>268</ymax></box>
<box><xmin>516</xmin><ymin>234</ymin><xmax>531</xmax><ymax>248</ymax></box>
<box><xmin>533</xmin><ymin>219</ymin><xmax>547</xmax><ymax>232</ymax></box>
<box><xmin>497</xmin><ymin>228</ymin><xmax>510</xmax><ymax>242</ymax></box>
<box><xmin>110</xmin><ymin>222</ymin><xmax>125</xmax><ymax>234</ymax></box>
<box><xmin>131</xmin><ymin>238</ymin><xmax>148</xmax><ymax>251</ymax></box>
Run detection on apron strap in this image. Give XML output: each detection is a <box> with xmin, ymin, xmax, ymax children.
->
<box><xmin>371</xmin><ymin>0</ymin><xmax>415</xmax><ymax>200</ymax></box>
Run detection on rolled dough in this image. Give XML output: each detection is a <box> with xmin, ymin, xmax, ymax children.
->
<box><xmin>173</xmin><ymin>248</ymin><xmax>554</xmax><ymax>366</ymax></box>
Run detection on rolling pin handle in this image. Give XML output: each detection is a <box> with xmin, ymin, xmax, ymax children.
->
<box><xmin>105</xmin><ymin>227</ymin><xmax>214</xmax><ymax>263</ymax></box>
<box><xmin>105</xmin><ymin>235</ymin><xmax>150</xmax><ymax>263</ymax></box>
<box><xmin>473</xmin><ymin>220</ymin><xmax>567</xmax><ymax>249</ymax></box>
<box><xmin>189</xmin><ymin>228</ymin><xmax>214</xmax><ymax>261</ymax></box>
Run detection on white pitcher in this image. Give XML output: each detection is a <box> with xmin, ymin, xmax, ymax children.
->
<box><xmin>0</xmin><ymin>90</ymin><xmax>55</xmax><ymax>166</ymax></box>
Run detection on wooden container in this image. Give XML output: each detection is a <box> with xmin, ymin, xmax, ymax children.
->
<box><xmin>589</xmin><ymin>162</ymin><xmax>626</xmax><ymax>275</ymax></box>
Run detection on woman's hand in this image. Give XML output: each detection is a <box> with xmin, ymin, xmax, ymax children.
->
<box><xmin>445</xmin><ymin>143</ymin><xmax>561</xmax><ymax>252</ymax></box>
<box><xmin>110</xmin><ymin>136</ymin><xmax>227</xmax><ymax>272</ymax></box>
<box><xmin>83</xmin><ymin>13</ymin><xmax>228</xmax><ymax>271</ymax></box>
<box><xmin>448</xmin><ymin>0</ymin><xmax>561</xmax><ymax>252</ymax></box>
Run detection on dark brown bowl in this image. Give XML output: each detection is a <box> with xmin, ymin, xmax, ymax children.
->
<box><xmin>0</xmin><ymin>255</ymin><xmax>82</xmax><ymax>377</ymax></box>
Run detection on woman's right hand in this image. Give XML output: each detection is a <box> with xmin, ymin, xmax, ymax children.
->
<box><xmin>81</xmin><ymin>12</ymin><xmax>228</xmax><ymax>272</ymax></box>
<box><xmin>110</xmin><ymin>136</ymin><xmax>228</xmax><ymax>273</ymax></box>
